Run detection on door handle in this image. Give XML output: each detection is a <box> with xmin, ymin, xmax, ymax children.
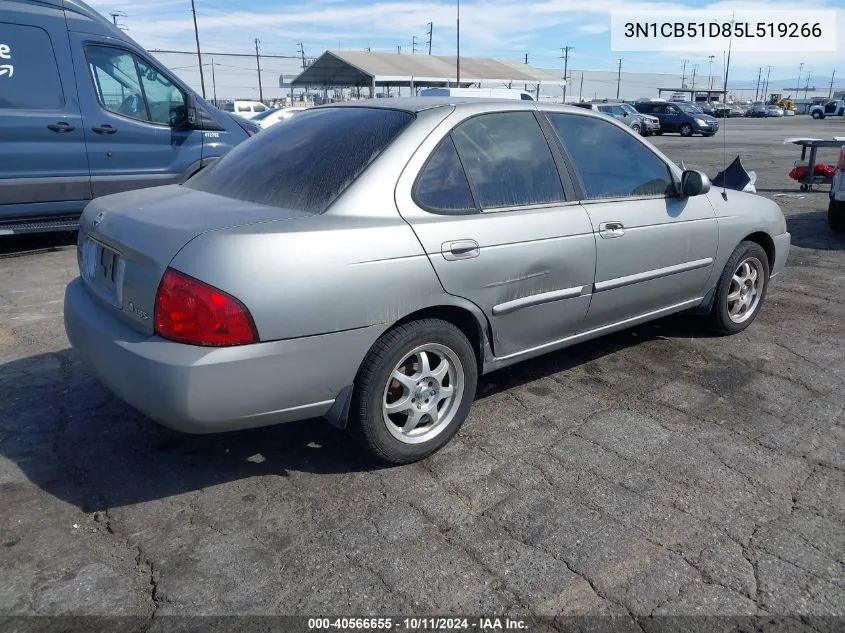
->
<box><xmin>442</xmin><ymin>239</ymin><xmax>480</xmax><ymax>261</ymax></box>
<box><xmin>47</xmin><ymin>122</ymin><xmax>75</xmax><ymax>132</ymax></box>
<box><xmin>92</xmin><ymin>125</ymin><xmax>117</xmax><ymax>135</ymax></box>
<box><xmin>598</xmin><ymin>221</ymin><xmax>625</xmax><ymax>239</ymax></box>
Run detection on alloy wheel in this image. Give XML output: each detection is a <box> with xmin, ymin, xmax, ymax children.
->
<box><xmin>727</xmin><ymin>257</ymin><xmax>764</xmax><ymax>324</ymax></box>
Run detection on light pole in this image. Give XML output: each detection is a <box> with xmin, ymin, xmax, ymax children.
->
<box><xmin>796</xmin><ymin>62</ymin><xmax>804</xmax><ymax>98</ymax></box>
<box><xmin>455</xmin><ymin>0</ymin><xmax>460</xmax><ymax>86</ymax></box>
<box><xmin>708</xmin><ymin>55</ymin><xmax>714</xmax><ymax>102</ymax></box>
<box><xmin>804</xmin><ymin>71</ymin><xmax>812</xmax><ymax>98</ymax></box>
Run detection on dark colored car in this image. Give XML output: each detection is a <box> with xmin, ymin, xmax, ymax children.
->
<box><xmin>634</xmin><ymin>101</ymin><xmax>719</xmax><ymax>137</ymax></box>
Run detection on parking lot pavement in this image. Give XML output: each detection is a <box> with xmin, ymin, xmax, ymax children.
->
<box><xmin>1</xmin><ymin>117</ymin><xmax>844</xmax><ymax>631</ymax></box>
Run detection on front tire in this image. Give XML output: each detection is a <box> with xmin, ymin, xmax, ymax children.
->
<box><xmin>348</xmin><ymin>319</ymin><xmax>478</xmax><ymax>464</ymax></box>
<box><xmin>709</xmin><ymin>241</ymin><xmax>770</xmax><ymax>335</ymax></box>
<box><xmin>830</xmin><ymin>200</ymin><xmax>845</xmax><ymax>232</ymax></box>
<box><xmin>680</xmin><ymin>123</ymin><xmax>693</xmax><ymax>137</ymax></box>
<box><xmin>812</xmin><ymin>111</ymin><xmax>823</xmax><ymax>120</ymax></box>
<box><xmin>631</xmin><ymin>124</ymin><xmax>641</xmax><ymax>135</ymax></box>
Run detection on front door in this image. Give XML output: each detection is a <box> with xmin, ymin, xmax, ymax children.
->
<box><xmin>547</xmin><ymin>112</ymin><xmax>718</xmax><ymax>331</ymax></box>
<box><xmin>395</xmin><ymin>111</ymin><xmax>597</xmax><ymax>359</ymax></box>
<box><xmin>653</xmin><ymin>103</ymin><xmax>681</xmax><ymax>132</ymax></box>
<box><xmin>0</xmin><ymin>15</ymin><xmax>91</xmax><ymax>222</ymax></box>
<box><xmin>69</xmin><ymin>36</ymin><xmax>204</xmax><ymax>197</ymax></box>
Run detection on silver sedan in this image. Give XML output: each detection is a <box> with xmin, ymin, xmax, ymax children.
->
<box><xmin>64</xmin><ymin>99</ymin><xmax>791</xmax><ymax>464</ymax></box>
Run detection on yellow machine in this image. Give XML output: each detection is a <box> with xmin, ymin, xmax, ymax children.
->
<box><xmin>767</xmin><ymin>93</ymin><xmax>797</xmax><ymax>111</ymax></box>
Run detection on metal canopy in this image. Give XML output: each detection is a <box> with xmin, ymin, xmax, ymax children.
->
<box><xmin>291</xmin><ymin>50</ymin><xmax>564</xmax><ymax>88</ymax></box>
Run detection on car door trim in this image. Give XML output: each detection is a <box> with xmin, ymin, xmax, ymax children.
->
<box><xmin>492</xmin><ymin>285</ymin><xmax>585</xmax><ymax>316</ymax></box>
<box><xmin>594</xmin><ymin>257</ymin><xmax>714</xmax><ymax>292</ymax></box>
<box><xmin>0</xmin><ymin>176</ymin><xmax>91</xmax><ymax>205</ymax></box>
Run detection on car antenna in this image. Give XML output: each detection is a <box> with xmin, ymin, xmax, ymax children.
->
<box><xmin>720</xmin><ymin>14</ymin><xmax>734</xmax><ymax>201</ymax></box>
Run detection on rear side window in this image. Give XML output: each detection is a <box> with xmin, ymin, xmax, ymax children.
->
<box><xmin>520</xmin><ymin>93</ymin><xmax>534</xmax><ymax>101</ymax></box>
<box><xmin>187</xmin><ymin>107</ymin><xmax>414</xmax><ymax>213</ymax></box>
<box><xmin>548</xmin><ymin>113</ymin><xmax>675</xmax><ymax>200</ymax></box>
<box><xmin>414</xmin><ymin>137</ymin><xmax>476</xmax><ymax>214</ymax></box>
<box><xmin>451</xmin><ymin>112</ymin><xmax>564</xmax><ymax>209</ymax></box>
<box><xmin>0</xmin><ymin>23</ymin><xmax>64</xmax><ymax>110</ymax></box>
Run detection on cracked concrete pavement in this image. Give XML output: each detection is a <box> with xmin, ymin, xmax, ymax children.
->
<box><xmin>0</xmin><ymin>118</ymin><xmax>843</xmax><ymax>632</ymax></box>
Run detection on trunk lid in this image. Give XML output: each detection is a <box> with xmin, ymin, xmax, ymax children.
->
<box><xmin>78</xmin><ymin>185</ymin><xmax>311</xmax><ymax>335</ymax></box>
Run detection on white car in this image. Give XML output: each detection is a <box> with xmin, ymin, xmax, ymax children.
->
<box><xmin>253</xmin><ymin>107</ymin><xmax>307</xmax><ymax>129</ymax></box>
<box><xmin>221</xmin><ymin>100</ymin><xmax>270</xmax><ymax>120</ymax></box>
<box><xmin>766</xmin><ymin>105</ymin><xmax>785</xmax><ymax>118</ymax></box>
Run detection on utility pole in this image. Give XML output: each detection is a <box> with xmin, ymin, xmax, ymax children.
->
<box><xmin>190</xmin><ymin>0</ymin><xmax>206</xmax><ymax>98</ymax></box>
<box><xmin>796</xmin><ymin>62</ymin><xmax>804</xmax><ymax>97</ymax></box>
<box><xmin>297</xmin><ymin>42</ymin><xmax>306</xmax><ymax>69</ymax></box>
<box><xmin>412</xmin><ymin>36</ymin><xmax>419</xmax><ymax>54</ymax></box>
<box><xmin>579</xmin><ymin>71</ymin><xmax>584</xmax><ymax>101</ymax></box>
<box><xmin>109</xmin><ymin>10</ymin><xmax>126</xmax><ymax>28</ymax></box>
<box><xmin>681</xmin><ymin>59</ymin><xmax>688</xmax><ymax>88</ymax></box>
<box><xmin>560</xmin><ymin>46</ymin><xmax>572</xmax><ymax>103</ymax></box>
<box><xmin>708</xmin><ymin>55</ymin><xmax>715</xmax><ymax>100</ymax></box>
<box><xmin>830</xmin><ymin>70</ymin><xmax>836</xmax><ymax>98</ymax></box>
<box><xmin>254</xmin><ymin>38</ymin><xmax>264</xmax><ymax>102</ymax></box>
<box><xmin>524</xmin><ymin>53</ymin><xmax>528</xmax><ymax>91</ymax></box>
<box><xmin>691</xmin><ymin>64</ymin><xmax>697</xmax><ymax>95</ymax></box>
<box><xmin>763</xmin><ymin>65</ymin><xmax>773</xmax><ymax>99</ymax></box>
<box><xmin>210</xmin><ymin>58</ymin><xmax>217</xmax><ymax>105</ymax></box>
<box><xmin>754</xmin><ymin>67</ymin><xmax>762</xmax><ymax>101</ymax></box>
<box><xmin>804</xmin><ymin>71</ymin><xmax>812</xmax><ymax>98</ymax></box>
<box><xmin>397</xmin><ymin>45</ymin><xmax>401</xmax><ymax>54</ymax></box>
<box><xmin>426</xmin><ymin>22</ymin><xmax>433</xmax><ymax>55</ymax></box>
<box><xmin>456</xmin><ymin>0</ymin><xmax>460</xmax><ymax>86</ymax></box>
<box><xmin>616</xmin><ymin>58</ymin><xmax>622</xmax><ymax>99</ymax></box>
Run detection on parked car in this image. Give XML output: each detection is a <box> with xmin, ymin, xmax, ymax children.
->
<box><xmin>766</xmin><ymin>105</ymin><xmax>785</xmax><ymax>117</ymax></box>
<box><xmin>634</xmin><ymin>100</ymin><xmax>719</xmax><ymax>137</ymax></box>
<box><xmin>253</xmin><ymin>106</ymin><xmax>307</xmax><ymax>129</ymax></box>
<box><xmin>64</xmin><ymin>99</ymin><xmax>790</xmax><ymax>464</ymax></box>
<box><xmin>810</xmin><ymin>100</ymin><xmax>845</xmax><ymax>119</ymax></box>
<box><xmin>746</xmin><ymin>102</ymin><xmax>769</xmax><ymax>118</ymax></box>
<box><xmin>0</xmin><ymin>0</ymin><xmax>255</xmax><ymax>234</ymax></box>
<box><xmin>220</xmin><ymin>100</ymin><xmax>270</xmax><ymax>119</ymax></box>
<box><xmin>420</xmin><ymin>87</ymin><xmax>535</xmax><ymax>101</ymax></box>
<box><xmin>696</xmin><ymin>103</ymin><xmax>718</xmax><ymax>117</ymax></box>
<box><xmin>593</xmin><ymin>102</ymin><xmax>659</xmax><ymax>136</ymax></box>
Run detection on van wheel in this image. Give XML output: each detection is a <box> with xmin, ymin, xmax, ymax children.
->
<box><xmin>709</xmin><ymin>241</ymin><xmax>770</xmax><ymax>335</ymax></box>
<box><xmin>631</xmin><ymin>124</ymin><xmax>641</xmax><ymax>134</ymax></box>
<box><xmin>829</xmin><ymin>200</ymin><xmax>845</xmax><ymax>232</ymax></box>
<box><xmin>680</xmin><ymin>123</ymin><xmax>693</xmax><ymax>137</ymax></box>
<box><xmin>349</xmin><ymin>319</ymin><xmax>478</xmax><ymax>464</ymax></box>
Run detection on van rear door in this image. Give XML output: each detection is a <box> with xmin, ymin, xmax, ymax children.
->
<box><xmin>0</xmin><ymin>4</ymin><xmax>91</xmax><ymax>226</ymax></box>
<box><xmin>67</xmin><ymin>34</ymin><xmax>205</xmax><ymax>197</ymax></box>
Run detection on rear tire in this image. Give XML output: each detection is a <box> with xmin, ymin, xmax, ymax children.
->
<box><xmin>680</xmin><ymin>123</ymin><xmax>693</xmax><ymax>137</ymax></box>
<box><xmin>348</xmin><ymin>319</ymin><xmax>478</xmax><ymax>464</ymax></box>
<box><xmin>709</xmin><ymin>241</ymin><xmax>770</xmax><ymax>335</ymax></box>
<box><xmin>829</xmin><ymin>200</ymin><xmax>845</xmax><ymax>232</ymax></box>
<box><xmin>812</xmin><ymin>111</ymin><xmax>823</xmax><ymax>120</ymax></box>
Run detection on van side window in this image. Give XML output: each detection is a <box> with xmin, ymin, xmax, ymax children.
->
<box><xmin>86</xmin><ymin>46</ymin><xmax>186</xmax><ymax>126</ymax></box>
<box><xmin>0</xmin><ymin>23</ymin><xmax>64</xmax><ymax>110</ymax></box>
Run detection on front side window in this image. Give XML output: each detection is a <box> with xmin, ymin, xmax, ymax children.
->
<box><xmin>414</xmin><ymin>137</ymin><xmax>476</xmax><ymax>214</ymax></box>
<box><xmin>87</xmin><ymin>46</ymin><xmax>184</xmax><ymax>126</ymax></box>
<box><xmin>0</xmin><ymin>23</ymin><xmax>64</xmax><ymax>110</ymax></box>
<box><xmin>187</xmin><ymin>107</ymin><xmax>414</xmax><ymax>213</ymax></box>
<box><xmin>450</xmin><ymin>112</ymin><xmax>564</xmax><ymax>209</ymax></box>
<box><xmin>548</xmin><ymin>113</ymin><xmax>675</xmax><ymax>200</ymax></box>
<box><xmin>136</xmin><ymin>58</ymin><xmax>186</xmax><ymax>125</ymax></box>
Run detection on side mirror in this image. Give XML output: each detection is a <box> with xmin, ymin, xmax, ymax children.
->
<box><xmin>185</xmin><ymin>93</ymin><xmax>198</xmax><ymax>129</ymax></box>
<box><xmin>680</xmin><ymin>170</ymin><xmax>711</xmax><ymax>197</ymax></box>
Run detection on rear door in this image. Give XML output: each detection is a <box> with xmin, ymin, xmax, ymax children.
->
<box><xmin>547</xmin><ymin>111</ymin><xmax>717</xmax><ymax>330</ymax></box>
<box><xmin>0</xmin><ymin>10</ymin><xmax>91</xmax><ymax>223</ymax></box>
<box><xmin>396</xmin><ymin>110</ymin><xmax>597</xmax><ymax>359</ymax></box>
<box><xmin>68</xmin><ymin>36</ymin><xmax>205</xmax><ymax>197</ymax></box>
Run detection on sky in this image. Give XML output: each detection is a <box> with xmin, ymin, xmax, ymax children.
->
<box><xmin>89</xmin><ymin>0</ymin><xmax>842</xmax><ymax>85</ymax></box>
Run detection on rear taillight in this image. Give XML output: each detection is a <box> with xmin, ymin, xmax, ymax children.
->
<box><xmin>154</xmin><ymin>268</ymin><xmax>258</xmax><ymax>346</ymax></box>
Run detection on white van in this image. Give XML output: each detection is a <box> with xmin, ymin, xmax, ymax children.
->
<box><xmin>420</xmin><ymin>88</ymin><xmax>535</xmax><ymax>101</ymax></box>
<box><xmin>221</xmin><ymin>100</ymin><xmax>269</xmax><ymax>119</ymax></box>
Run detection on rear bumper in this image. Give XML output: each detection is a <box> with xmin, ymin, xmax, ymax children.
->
<box><xmin>771</xmin><ymin>232</ymin><xmax>791</xmax><ymax>278</ymax></box>
<box><xmin>64</xmin><ymin>277</ymin><xmax>384</xmax><ymax>433</ymax></box>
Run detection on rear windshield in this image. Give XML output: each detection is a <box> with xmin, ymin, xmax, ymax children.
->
<box><xmin>187</xmin><ymin>107</ymin><xmax>414</xmax><ymax>213</ymax></box>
